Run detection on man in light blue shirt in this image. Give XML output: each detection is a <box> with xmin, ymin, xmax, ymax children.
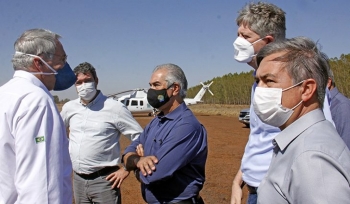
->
<box><xmin>61</xmin><ymin>62</ymin><xmax>143</xmax><ymax>204</ymax></box>
<box><xmin>231</xmin><ymin>3</ymin><xmax>286</xmax><ymax>204</ymax></box>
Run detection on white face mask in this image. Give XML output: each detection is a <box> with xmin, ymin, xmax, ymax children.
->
<box><xmin>76</xmin><ymin>82</ymin><xmax>97</xmax><ymax>101</ymax></box>
<box><xmin>253</xmin><ymin>81</ymin><xmax>304</xmax><ymax>127</ymax></box>
<box><xmin>15</xmin><ymin>51</ymin><xmax>57</xmax><ymax>75</ymax></box>
<box><xmin>233</xmin><ymin>37</ymin><xmax>264</xmax><ymax>63</ymax></box>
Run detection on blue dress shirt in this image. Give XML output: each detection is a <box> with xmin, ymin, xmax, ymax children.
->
<box><xmin>329</xmin><ymin>87</ymin><xmax>350</xmax><ymax>149</ymax></box>
<box><xmin>124</xmin><ymin>102</ymin><xmax>207</xmax><ymax>204</ymax></box>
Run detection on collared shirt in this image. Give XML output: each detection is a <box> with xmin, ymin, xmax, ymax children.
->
<box><xmin>258</xmin><ymin>109</ymin><xmax>350</xmax><ymax>204</ymax></box>
<box><xmin>61</xmin><ymin>91</ymin><xmax>143</xmax><ymax>174</ymax></box>
<box><xmin>0</xmin><ymin>71</ymin><xmax>72</xmax><ymax>204</ymax></box>
<box><xmin>329</xmin><ymin>87</ymin><xmax>350</xmax><ymax>149</ymax></box>
<box><xmin>124</xmin><ymin>102</ymin><xmax>208</xmax><ymax>204</ymax></box>
<box><xmin>241</xmin><ymin>82</ymin><xmax>280</xmax><ymax>187</ymax></box>
<box><xmin>241</xmin><ymin>82</ymin><xmax>335</xmax><ymax>188</ymax></box>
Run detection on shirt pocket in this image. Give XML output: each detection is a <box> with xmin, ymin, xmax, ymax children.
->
<box><xmin>84</xmin><ymin>119</ymin><xmax>112</xmax><ymax>136</ymax></box>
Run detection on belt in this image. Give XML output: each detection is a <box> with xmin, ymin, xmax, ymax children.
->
<box><xmin>164</xmin><ymin>195</ymin><xmax>204</xmax><ymax>204</ymax></box>
<box><xmin>246</xmin><ymin>184</ymin><xmax>258</xmax><ymax>194</ymax></box>
<box><xmin>75</xmin><ymin>166</ymin><xmax>119</xmax><ymax>180</ymax></box>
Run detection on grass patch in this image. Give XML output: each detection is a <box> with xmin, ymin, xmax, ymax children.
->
<box><xmin>188</xmin><ymin>104</ymin><xmax>249</xmax><ymax>117</ymax></box>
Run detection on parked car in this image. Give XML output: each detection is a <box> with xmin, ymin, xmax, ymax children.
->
<box><xmin>239</xmin><ymin>108</ymin><xmax>250</xmax><ymax>127</ymax></box>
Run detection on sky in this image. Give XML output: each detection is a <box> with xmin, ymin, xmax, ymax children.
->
<box><xmin>1</xmin><ymin>0</ymin><xmax>349</xmax><ymax>100</ymax></box>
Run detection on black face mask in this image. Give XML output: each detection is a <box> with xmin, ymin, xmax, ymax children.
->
<box><xmin>147</xmin><ymin>84</ymin><xmax>173</xmax><ymax>109</ymax></box>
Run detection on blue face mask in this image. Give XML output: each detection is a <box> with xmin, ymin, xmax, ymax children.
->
<box><xmin>53</xmin><ymin>62</ymin><xmax>76</xmax><ymax>91</ymax></box>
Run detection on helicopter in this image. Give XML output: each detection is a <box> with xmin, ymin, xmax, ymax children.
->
<box><xmin>108</xmin><ymin>81</ymin><xmax>214</xmax><ymax>116</ymax></box>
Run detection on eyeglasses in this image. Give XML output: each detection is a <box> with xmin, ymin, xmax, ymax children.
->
<box><xmin>45</xmin><ymin>53</ymin><xmax>67</xmax><ymax>64</ymax></box>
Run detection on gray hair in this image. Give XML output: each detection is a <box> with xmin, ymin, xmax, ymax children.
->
<box><xmin>73</xmin><ymin>62</ymin><xmax>98</xmax><ymax>80</ymax></box>
<box><xmin>12</xmin><ymin>28</ymin><xmax>61</xmax><ymax>71</ymax></box>
<box><xmin>236</xmin><ymin>2</ymin><xmax>286</xmax><ymax>41</ymax></box>
<box><xmin>327</xmin><ymin>67</ymin><xmax>335</xmax><ymax>87</ymax></box>
<box><xmin>153</xmin><ymin>63</ymin><xmax>188</xmax><ymax>98</ymax></box>
<box><xmin>256</xmin><ymin>36</ymin><xmax>329</xmax><ymax>109</ymax></box>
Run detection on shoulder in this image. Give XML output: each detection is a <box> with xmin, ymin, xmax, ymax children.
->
<box><xmin>298</xmin><ymin>120</ymin><xmax>346</xmax><ymax>156</ymax></box>
<box><xmin>104</xmin><ymin>97</ymin><xmax>128</xmax><ymax>112</ymax></box>
<box><xmin>61</xmin><ymin>98</ymin><xmax>79</xmax><ymax>111</ymax></box>
<box><xmin>179</xmin><ymin>108</ymin><xmax>201</xmax><ymax>126</ymax></box>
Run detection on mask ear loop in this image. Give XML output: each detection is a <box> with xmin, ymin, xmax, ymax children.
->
<box><xmin>15</xmin><ymin>51</ymin><xmax>58</xmax><ymax>75</ymax></box>
<box><xmin>282</xmin><ymin>80</ymin><xmax>305</xmax><ymax>92</ymax></box>
<box><xmin>291</xmin><ymin>100</ymin><xmax>303</xmax><ymax>110</ymax></box>
<box><xmin>251</xmin><ymin>37</ymin><xmax>264</xmax><ymax>45</ymax></box>
<box><xmin>249</xmin><ymin>37</ymin><xmax>265</xmax><ymax>59</ymax></box>
<box><xmin>288</xmin><ymin>80</ymin><xmax>305</xmax><ymax>110</ymax></box>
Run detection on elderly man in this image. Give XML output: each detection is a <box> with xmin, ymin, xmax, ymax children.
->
<box><xmin>61</xmin><ymin>62</ymin><xmax>143</xmax><ymax>204</ymax></box>
<box><xmin>0</xmin><ymin>29</ymin><xmax>74</xmax><ymax>203</ymax></box>
<box><xmin>123</xmin><ymin>63</ymin><xmax>208</xmax><ymax>204</ymax></box>
<box><xmin>254</xmin><ymin>37</ymin><xmax>350</xmax><ymax>203</ymax></box>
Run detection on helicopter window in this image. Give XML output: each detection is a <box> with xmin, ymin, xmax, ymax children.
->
<box><xmin>131</xmin><ymin>100</ymin><xmax>138</xmax><ymax>106</ymax></box>
<box><xmin>125</xmin><ymin>100</ymin><xmax>130</xmax><ymax>106</ymax></box>
<box><xmin>140</xmin><ymin>101</ymin><xmax>144</xmax><ymax>106</ymax></box>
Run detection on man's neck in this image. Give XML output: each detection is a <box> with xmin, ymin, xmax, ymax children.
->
<box><xmin>81</xmin><ymin>90</ymin><xmax>100</xmax><ymax>105</ymax></box>
<box><xmin>161</xmin><ymin>99</ymin><xmax>183</xmax><ymax>115</ymax></box>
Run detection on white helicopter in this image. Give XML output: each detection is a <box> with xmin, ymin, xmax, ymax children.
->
<box><xmin>108</xmin><ymin>81</ymin><xmax>214</xmax><ymax>116</ymax></box>
<box><xmin>184</xmin><ymin>81</ymin><xmax>214</xmax><ymax>105</ymax></box>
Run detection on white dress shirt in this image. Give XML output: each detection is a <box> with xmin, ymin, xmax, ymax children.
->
<box><xmin>61</xmin><ymin>91</ymin><xmax>143</xmax><ymax>174</ymax></box>
<box><xmin>0</xmin><ymin>71</ymin><xmax>73</xmax><ymax>204</ymax></box>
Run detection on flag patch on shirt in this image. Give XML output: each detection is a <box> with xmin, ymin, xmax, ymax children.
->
<box><xmin>35</xmin><ymin>136</ymin><xmax>45</xmax><ymax>143</ymax></box>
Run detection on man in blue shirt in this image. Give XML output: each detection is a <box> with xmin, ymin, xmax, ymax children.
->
<box><xmin>327</xmin><ymin>69</ymin><xmax>350</xmax><ymax>149</ymax></box>
<box><xmin>123</xmin><ymin>63</ymin><xmax>208</xmax><ymax>204</ymax></box>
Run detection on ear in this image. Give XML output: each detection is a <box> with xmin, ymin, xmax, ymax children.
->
<box><xmin>172</xmin><ymin>83</ymin><xmax>181</xmax><ymax>96</ymax></box>
<box><xmin>326</xmin><ymin>77</ymin><xmax>332</xmax><ymax>90</ymax></box>
<box><xmin>264</xmin><ymin>35</ymin><xmax>274</xmax><ymax>44</ymax></box>
<box><xmin>301</xmin><ymin>79</ymin><xmax>317</xmax><ymax>102</ymax></box>
<box><xmin>32</xmin><ymin>58</ymin><xmax>43</xmax><ymax>71</ymax></box>
<box><xmin>95</xmin><ymin>77</ymin><xmax>99</xmax><ymax>87</ymax></box>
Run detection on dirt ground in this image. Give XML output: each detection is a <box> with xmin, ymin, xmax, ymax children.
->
<box><xmin>120</xmin><ymin>113</ymin><xmax>250</xmax><ymax>204</ymax></box>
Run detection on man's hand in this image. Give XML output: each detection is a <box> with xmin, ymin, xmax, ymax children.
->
<box><xmin>106</xmin><ymin>168</ymin><xmax>130</xmax><ymax>189</ymax></box>
<box><xmin>136</xmin><ymin>144</ymin><xmax>144</xmax><ymax>156</ymax></box>
<box><xmin>136</xmin><ymin>156</ymin><xmax>158</xmax><ymax>176</ymax></box>
<box><xmin>230</xmin><ymin>169</ymin><xmax>244</xmax><ymax>204</ymax></box>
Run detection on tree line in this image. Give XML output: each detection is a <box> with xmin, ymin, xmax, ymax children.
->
<box><xmin>187</xmin><ymin>53</ymin><xmax>350</xmax><ymax>105</ymax></box>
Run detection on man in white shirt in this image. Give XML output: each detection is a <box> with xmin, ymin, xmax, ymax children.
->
<box><xmin>0</xmin><ymin>28</ymin><xmax>74</xmax><ymax>204</ymax></box>
<box><xmin>61</xmin><ymin>62</ymin><xmax>143</xmax><ymax>204</ymax></box>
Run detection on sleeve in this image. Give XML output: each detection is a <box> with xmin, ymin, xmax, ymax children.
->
<box><xmin>60</xmin><ymin>103</ymin><xmax>69</xmax><ymax>128</ymax></box>
<box><xmin>140</xmin><ymin>122</ymin><xmax>206</xmax><ymax>184</ymax></box>
<box><xmin>14</xmin><ymin>104</ymin><xmax>53</xmax><ymax>203</ymax></box>
<box><xmin>288</xmin><ymin>150</ymin><xmax>350</xmax><ymax>203</ymax></box>
<box><xmin>114</xmin><ymin>105</ymin><xmax>143</xmax><ymax>141</ymax></box>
